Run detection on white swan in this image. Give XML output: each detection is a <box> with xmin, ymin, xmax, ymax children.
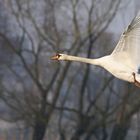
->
<box><xmin>51</xmin><ymin>13</ymin><xmax>140</xmax><ymax>87</ymax></box>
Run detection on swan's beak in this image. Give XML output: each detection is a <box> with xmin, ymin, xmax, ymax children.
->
<box><xmin>51</xmin><ymin>54</ymin><xmax>61</xmax><ymax>60</ymax></box>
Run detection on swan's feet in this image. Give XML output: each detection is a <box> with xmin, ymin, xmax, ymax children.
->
<box><xmin>132</xmin><ymin>72</ymin><xmax>140</xmax><ymax>88</ymax></box>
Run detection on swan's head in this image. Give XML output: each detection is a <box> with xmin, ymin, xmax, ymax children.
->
<box><xmin>51</xmin><ymin>53</ymin><xmax>67</xmax><ymax>61</ymax></box>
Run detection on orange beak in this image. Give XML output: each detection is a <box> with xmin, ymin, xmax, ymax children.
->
<box><xmin>51</xmin><ymin>54</ymin><xmax>61</xmax><ymax>60</ymax></box>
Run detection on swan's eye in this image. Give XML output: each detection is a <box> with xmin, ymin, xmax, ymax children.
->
<box><xmin>51</xmin><ymin>53</ymin><xmax>61</xmax><ymax>60</ymax></box>
<box><xmin>56</xmin><ymin>53</ymin><xmax>61</xmax><ymax>59</ymax></box>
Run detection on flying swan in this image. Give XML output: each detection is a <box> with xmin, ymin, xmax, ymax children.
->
<box><xmin>51</xmin><ymin>13</ymin><xmax>140</xmax><ymax>87</ymax></box>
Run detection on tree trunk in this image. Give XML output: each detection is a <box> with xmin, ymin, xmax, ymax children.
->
<box><xmin>110</xmin><ymin>122</ymin><xmax>130</xmax><ymax>140</ymax></box>
<box><xmin>32</xmin><ymin>120</ymin><xmax>47</xmax><ymax>140</ymax></box>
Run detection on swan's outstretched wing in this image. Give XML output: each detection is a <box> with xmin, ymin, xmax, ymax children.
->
<box><xmin>112</xmin><ymin>13</ymin><xmax>140</xmax><ymax>71</ymax></box>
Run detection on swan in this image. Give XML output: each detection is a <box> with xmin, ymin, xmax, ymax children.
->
<box><xmin>51</xmin><ymin>13</ymin><xmax>140</xmax><ymax>87</ymax></box>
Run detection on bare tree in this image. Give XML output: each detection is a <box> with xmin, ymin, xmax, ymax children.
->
<box><xmin>1</xmin><ymin>0</ymin><xmax>140</xmax><ymax>140</ymax></box>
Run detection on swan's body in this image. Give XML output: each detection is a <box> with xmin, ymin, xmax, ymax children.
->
<box><xmin>52</xmin><ymin>13</ymin><xmax>140</xmax><ymax>87</ymax></box>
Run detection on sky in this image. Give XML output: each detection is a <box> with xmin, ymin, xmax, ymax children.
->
<box><xmin>109</xmin><ymin>0</ymin><xmax>140</xmax><ymax>34</ymax></box>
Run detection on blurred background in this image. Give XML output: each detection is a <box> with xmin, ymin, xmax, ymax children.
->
<box><xmin>0</xmin><ymin>0</ymin><xmax>140</xmax><ymax>140</ymax></box>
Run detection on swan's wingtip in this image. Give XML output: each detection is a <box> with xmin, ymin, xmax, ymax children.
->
<box><xmin>51</xmin><ymin>53</ymin><xmax>61</xmax><ymax>60</ymax></box>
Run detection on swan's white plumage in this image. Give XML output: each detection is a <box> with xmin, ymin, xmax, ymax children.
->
<box><xmin>112</xmin><ymin>13</ymin><xmax>140</xmax><ymax>71</ymax></box>
<box><xmin>52</xmin><ymin>12</ymin><xmax>140</xmax><ymax>87</ymax></box>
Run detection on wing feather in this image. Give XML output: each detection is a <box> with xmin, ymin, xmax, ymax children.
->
<box><xmin>112</xmin><ymin>13</ymin><xmax>140</xmax><ymax>71</ymax></box>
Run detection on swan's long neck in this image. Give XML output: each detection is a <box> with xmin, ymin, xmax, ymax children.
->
<box><xmin>62</xmin><ymin>54</ymin><xmax>104</xmax><ymax>66</ymax></box>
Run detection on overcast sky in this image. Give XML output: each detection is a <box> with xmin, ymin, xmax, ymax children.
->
<box><xmin>109</xmin><ymin>0</ymin><xmax>140</xmax><ymax>35</ymax></box>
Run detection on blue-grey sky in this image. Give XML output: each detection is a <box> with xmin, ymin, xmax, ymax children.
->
<box><xmin>109</xmin><ymin>0</ymin><xmax>140</xmax><ymax>34</ymax></box>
